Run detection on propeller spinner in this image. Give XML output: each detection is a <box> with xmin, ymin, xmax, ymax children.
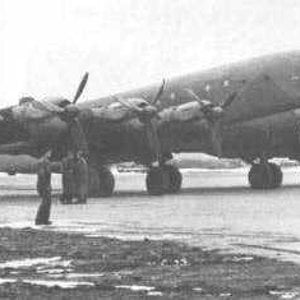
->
<box><xmin>114</xmin><ymin>79</ymin><xmax>166</xmax><ymax>163</ymax></box>
<box><xmin>185</xmin><ymin>88</ymin><xmax>237</xmax><ymax>157</ymax></box>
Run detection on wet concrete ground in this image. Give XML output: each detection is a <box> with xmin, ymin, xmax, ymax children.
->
<box><xmin>1</xmin><ymin>168</ymin><xmax>300</xmax><ymax>263</ymax></box>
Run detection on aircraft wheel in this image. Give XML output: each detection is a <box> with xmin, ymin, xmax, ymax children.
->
<box><xmin>98</xmin><ymin>167</ymin><xmax>115</xmax><ymax>197</ymax></box>
<box><xmin>146</xmin><ymin>166</ymin><xmax>169</xmax><ymax>195</ymax></box>
<box><xmin>248</xmin><ymin>163</ymin><xmax>280</xmax><ymax>189</ymax></box>
<box><xmin>248</xmin><ymin>164</ymin><xmax>261</xmax><ymax>189</ymax></box>
<box><xmin>269</xmin><ymin>163</ymin><xmax>283</xmax><ymax>188</ymax></box>
<box><xmin>163</xmin><ymin>165</ymin><xmax>182</xmax><ymax>194</ymax></box>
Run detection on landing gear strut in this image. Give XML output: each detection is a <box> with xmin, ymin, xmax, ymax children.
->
<box><xmin>88</xmin><ymin>166</ymin><xmax>115</xmax><ymax>197</ymax></box>
<box><xmin>97</xmin><ymin>167</ymin><xmax>115</xmax><ymax>197</ymax></box>
<box><xmin>60</xmin><ymin>154</ymin><xmax>89</xmax><ymax>204</ymax></box>
<box><xmin>248</xmin><ymin>162</ymin><xmax>283</xmax><ymax>189</ymax></box>
<box><xmin>146</xmin><ymin>164</ymin><xmax>182</xmax><ymax>195</ymax></box>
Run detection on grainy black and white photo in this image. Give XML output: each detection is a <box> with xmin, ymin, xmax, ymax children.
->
<box><xmin>1</xmin><ymin>0</ymin><xmax>300</xmax><ymax>299</ymax></box>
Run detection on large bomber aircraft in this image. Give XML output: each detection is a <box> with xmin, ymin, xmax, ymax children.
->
<box><xmin>105</xmin><ymin>51</ymin><xmax>300</xmax><ymax>191</ymax></box>
<box><xmin>0</xmin><ymin>51</ymin><xmax>299</xmax><ymax>197</ymax></box>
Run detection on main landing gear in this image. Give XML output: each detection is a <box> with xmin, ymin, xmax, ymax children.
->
<box><xmin>88</xmin><ymin>166</ymin><xmax>115</xmax><ymax>198</ymax></box>
<box><xmin>59</xmin><ymin>164</ymin><xmax>115</xmax><ymax>201</ymax></box>
<box><xmin>59</xmin><ymin>155</ymin><xmax>89</xmax><ymax>204</ymax></box>
<box><xmin>248</xmin><ymin>161</ymin><xmax>283</xmax><ymax>189</ymax></box>
<box><xmin>146</xmin><ymin>164</ymin><xmax>182</xmax><ymax>195</ymax></box>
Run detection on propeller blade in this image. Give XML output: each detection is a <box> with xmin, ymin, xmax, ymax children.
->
<box><xmin>184</xmin><ymin>88</ymin><xmax>202</xmax><ymax>102</ymax></box>
<box><xmin>73</xmin><ymin>72</ymin><xmax>89</xmax><ymax>104</ymax></box>
<box><xmin>220</xmin><ymin>92</ymin><xmax>237</xmax><ymax>109</ymax></box>
<box><xmin>151</xmin><ymin>79</ymin><xmax>166</xmax><ymax>105</ymax></box>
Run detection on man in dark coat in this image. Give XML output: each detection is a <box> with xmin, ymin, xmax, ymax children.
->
<box><xmin>35</xmin><ymin>154</ymin><xmax>52</xmax><ymax>225</ymax></box>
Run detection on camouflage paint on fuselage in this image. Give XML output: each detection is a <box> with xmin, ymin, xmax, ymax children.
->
<box><xmin>1</xmin><ymin>51</ymin><xmax>300</xmax><ymax>164</ymax></box>
<box><xmin>81</xmin><ymin>51</ymin><xmax>300</xmax><ymax>162</ymax></box>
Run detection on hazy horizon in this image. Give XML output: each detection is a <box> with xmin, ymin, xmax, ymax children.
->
<box><xmin>0</xmin><ymin>0</ymin><xmax>300</xmax><ymax>107</ymax></box>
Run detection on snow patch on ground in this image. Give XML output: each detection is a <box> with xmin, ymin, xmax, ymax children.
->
<box><xmin>269</xmin><ymin>290</ymin><xmax>299</xmax><ymax>299</ymax></box>
<box><xmin>0</xmin><ymin>257</ymin><xmax>72</xmax><ymax>269</ymax></box>
<box><xmin>22</xmin><ymin>279</ymin><xmax>94</xmax><ymax>289</ymax></box>
<box><xmin>116</xmin><ymin>285</ymin><xmax>155</xmax><ymax>291</ymax></box>
<box><xmin>147</xmin><ymin>291</ymin><xmax>163</xmax><ymax>296</ymax></box>
<box><xmin>0</xmin><ymin>278</ymin><xmax>17</xmax><ymax>284</ymax></box>
<box><xmin>65</xmin><ymin>273</ymin><xmax>104</xmax><ymax>279</ymax></box>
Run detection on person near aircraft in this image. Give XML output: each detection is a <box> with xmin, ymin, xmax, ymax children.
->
<box><xmin>73</xmin><ymin>151</ymin><xmax>89</xmax><ymax>204</ymax></box>
<box><xmin>35</xmin><ymin>153</ymin><xmax>52</xmax><ymax>225</ymax></box>
<box><xmin>60</xmin><ymin>152</ymin><xmax>74</xmax><ymax>204</ymax></box>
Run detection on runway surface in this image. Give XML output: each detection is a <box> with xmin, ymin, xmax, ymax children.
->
<box><xmin>1</xmin><ymin>167</ymin><xmax>300</xmax><ymax>264</ymax></box>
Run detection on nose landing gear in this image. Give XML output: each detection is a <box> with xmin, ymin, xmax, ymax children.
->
<box><xmin>248</xmin><ymin>161</ymin><xmax>283</xmax><ymax>189</ymax></box>
<box><xmin>146</xmin><ymin>164</ymin><xmax>182</xmax><ymax>195</ymax></box>
<box><xmin>88</xmin><ymin>166</ymin><xmax>115</xmax><ymax>198</ymax></box>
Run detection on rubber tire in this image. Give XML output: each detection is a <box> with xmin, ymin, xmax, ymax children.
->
<box><xmin>248</xmin><ymin>163</ymin><xmax>273</xmax><ymax>189</ymax></box>
<box><xmin>98</xmin><ymin>167</ymin><xmax>115</xmax><ymax>197</ymax></box>
<box><xmin>269</xmin><ymin>163</ymin><xmax>283</xmax><ymax>188</ymax></box>
<box><xmin>146</xmin><ymin>166</ymin><xmax>169</xmax><ymax>195</ymax></box>
<box><xmin>163</xmin><ymin>165</ymin><xmax>182</xmax><ymax>194</ymax></box>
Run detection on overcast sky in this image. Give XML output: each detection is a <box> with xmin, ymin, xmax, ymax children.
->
<box><xmin>0</xmin><ymin>0</ymin><xmax>300</xmax><ymax>106</ymax></box>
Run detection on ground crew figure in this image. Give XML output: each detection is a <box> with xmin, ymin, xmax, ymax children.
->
<box><xmin>73</xmin><ymin>151</ymin><xmax>89</xmax><ymax>204</ymax></box>
<box><xmin>35</xmin><ymin>155</ymin><xmax>52</xmax><ymax>225</ymax></box>
<box><xmin>59</xmin><ymin>114</ymin><xmax>89</xmax><ymax>204</ymax></box>
<box><xmin>60</xmin><ymin>153</ymin><xmax>76</xmax><ymax>204</ymax></box>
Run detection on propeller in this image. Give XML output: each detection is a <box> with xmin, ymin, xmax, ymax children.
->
<box><xmin>115</xmin><ymin>79</ymin><xmax>166</xmax><ymax>163</ymax></box>
<box><xmin>28</xmin><ymin>72</ymin><xmax>89</xmax><ymax>119</ymax></box>
<box><xmin>151</xmin><ymin>78</ymin><xmax>166</xmax><ymax>105</ymax></box>
<box><xmin>220</xmin><ymin>92</ymin><xmax>237</xmax><ymax>109</ymax></box>
<box><xmin>21</xmin><ymin>73</ymin><xmax>91</xmax><ymax>201</ymax></box>
<box><xmin>184</xmin><ymin>88</ymin><xmax>237</xmax><ymax>157</ymax></box>
<box><xmin>73</xmin><ymin>72</ymin><xmax>89</xmax><ymax>104</ymax></box>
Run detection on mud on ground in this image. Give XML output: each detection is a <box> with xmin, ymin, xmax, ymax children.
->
<box><xmin>0</xmin><ymin>228</ymin><xmax>300</xmax><ymax>299</ymax></box>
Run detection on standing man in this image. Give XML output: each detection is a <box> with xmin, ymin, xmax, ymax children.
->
<box><xmin>60</xmin><ymin>152</ymin><xmax>75</xmax><ymax>204</ymax></box>
<box><xmin>35</xmin><ymin>153</ymin><xmax>52</xmax><ymax>225</ymax></box>
<box><xmin>73</xmin><ymin>151</ymin><xmax>89</xmax><ymax>204</ymax></box>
